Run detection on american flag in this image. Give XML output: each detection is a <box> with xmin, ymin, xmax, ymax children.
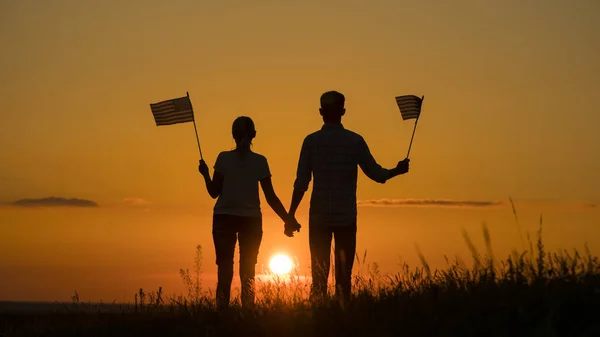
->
<box><xmin>149</xmin><ymin>96</ymin><xmax>194</xmax><ymax>126</ymax></box>
<box><xmin>395</xmin><ymin>95</ymin><xmax>423</xmax><ymax>120</ymax></box>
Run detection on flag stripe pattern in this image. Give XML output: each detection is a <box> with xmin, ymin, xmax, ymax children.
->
<box><xmin>395</xmin><ymin>95</ymin><xmax>422</xmax><ymax>120</ymax></box>
<box><xmin>150</xmin><ymin>96</ymin><xmax>194</xmax><ymax>126</ymax></box>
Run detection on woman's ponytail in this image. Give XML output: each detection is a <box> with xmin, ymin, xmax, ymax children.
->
<box><xmin>232</xmin><ymin>116</ymin><xmax>256</xmax><ymax>158</ymax></box>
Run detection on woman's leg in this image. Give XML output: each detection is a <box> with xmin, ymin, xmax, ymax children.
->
<box><xmin>212</xmin><ymin>214</ymin><xmax>237</xmax><ymax>310</ymax></box>
<box><xmin>237</xmin><ymin>216</ymin><xmax>263</xmax><ymax>309</ymax></box>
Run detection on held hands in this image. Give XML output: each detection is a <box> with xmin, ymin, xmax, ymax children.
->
<box><xmin>284</xmin><ymin>215</ymin><xmax>302</xmax><ymax>238</ymax></box>
<box><xmin>198</xmin><ymin>159</ymin><xmax>209</xmax><ymax>177</ymax></box>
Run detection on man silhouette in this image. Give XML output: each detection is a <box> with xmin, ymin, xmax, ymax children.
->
<box><xmin>288</xmin><ymin>90</ymin><xmax>410</xmax><ymax>302</ymax></box>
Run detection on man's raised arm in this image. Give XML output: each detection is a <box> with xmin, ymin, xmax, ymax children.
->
<box><xmin>358</xmin><ymin>136</ymin><xmax>409</xmax><ymax>184</ymax></box>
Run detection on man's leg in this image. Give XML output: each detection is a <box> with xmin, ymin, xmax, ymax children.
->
<box><xmin>212</xmin><ymin>214</ymin><xmax>237</xmax><ymax>311</ymax></box>
<box><xmin>309</xmin><ymin>223</ymin><xmax>333</xmax><ymax>299</ymax></box>
<box><xmin>238</xmin><ymin>216</ymin><xmax>263</xmax><ymax>310</ymax></box>
<box><xmin>333</xmin><ymin>223</ymin><xmax>357</xmax><ymax>303</ymax></box>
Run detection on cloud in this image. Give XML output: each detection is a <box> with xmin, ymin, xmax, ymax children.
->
<box><xmin>579</xmin><ymin>203</ymin><xmax>597</xmax><ymax>210</ymax></box>
<box><xmin>357</xmin><ymin>198</ymin><xmax>504</xmax><ymax>208</ymax></box>
<box><xmin>122</xmin><ymin>197</ymin><xmax>152</xmax><ymax>206</ymax></box>
<box><xmin>357</xmin><ymin>198</ymin><xmax>599</xmax><ymax>210</ymax></box>
<box><xmin>11</xmin><ymin>197</ymin><xmax>98</xmax><ymax>208</ymax></box>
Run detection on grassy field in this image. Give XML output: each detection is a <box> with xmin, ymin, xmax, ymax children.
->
<box><xmin>1</xmin><ymin>223</ymin><xmax>599</xmax><ymax>337</ymax></box>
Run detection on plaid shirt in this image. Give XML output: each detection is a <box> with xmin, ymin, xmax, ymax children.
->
<box><xmin>293</xmin><ymin>123</ymin><xmax>392</xmax><ymax>226</ymax></box>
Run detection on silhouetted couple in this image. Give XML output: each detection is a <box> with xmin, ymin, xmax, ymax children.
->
<box><xmin>199</xmin><ymin>91</ymin><xmax>410</xmax><ymax>310</ymax></box>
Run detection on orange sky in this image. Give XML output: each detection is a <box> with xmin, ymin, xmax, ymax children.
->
<box><xmin>1</xmin><ymin>0</ymin><xmax>599</xmax><ymax>302</ymax></box>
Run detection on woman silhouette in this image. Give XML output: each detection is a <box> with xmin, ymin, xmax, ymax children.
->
<box><xmin>198</xmin><ymin>116</ymin><xmax>300</xmax><ymax>310</ymax></box>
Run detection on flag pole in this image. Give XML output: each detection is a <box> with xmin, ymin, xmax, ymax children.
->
<box><xmin>406</xmin><ymin>95</ymin><xmax>424</xmax><ymax>159</ymax></box>
<box><xmin>187</xmin><ymin>91</ymin><xmax>203</xmax><ymax>160</ymax></box>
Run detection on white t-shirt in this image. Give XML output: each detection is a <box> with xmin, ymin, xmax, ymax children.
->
<box><xmin>213</xmin><ymin>150</ymin><xmax>271</xmax><ymax>218</ymax></box>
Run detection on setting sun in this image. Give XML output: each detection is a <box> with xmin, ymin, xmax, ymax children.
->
<box><xmin>269</xmin><ymin>254</ymin><xmax>294</xmax><ymax>275</ymax></box>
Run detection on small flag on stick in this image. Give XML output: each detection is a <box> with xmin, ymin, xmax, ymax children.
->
<box><xmin>149</xmin><ymin>92</ymin><xmax>203</xmax><ymax>159</ymax></box>
<box><xmin>395</xmin><ymin>95</ymin><xmax>423</xmax><ymax>120</ymax></box>
<box><xmin>150</xmin><ymin>96</ymin><xmax>194</xmax><ymax>126</ymax></box>
<box><xmin>394</xmin><ymin>94</ymin><xmax>425</xmax><ymax>158</ymax></box>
